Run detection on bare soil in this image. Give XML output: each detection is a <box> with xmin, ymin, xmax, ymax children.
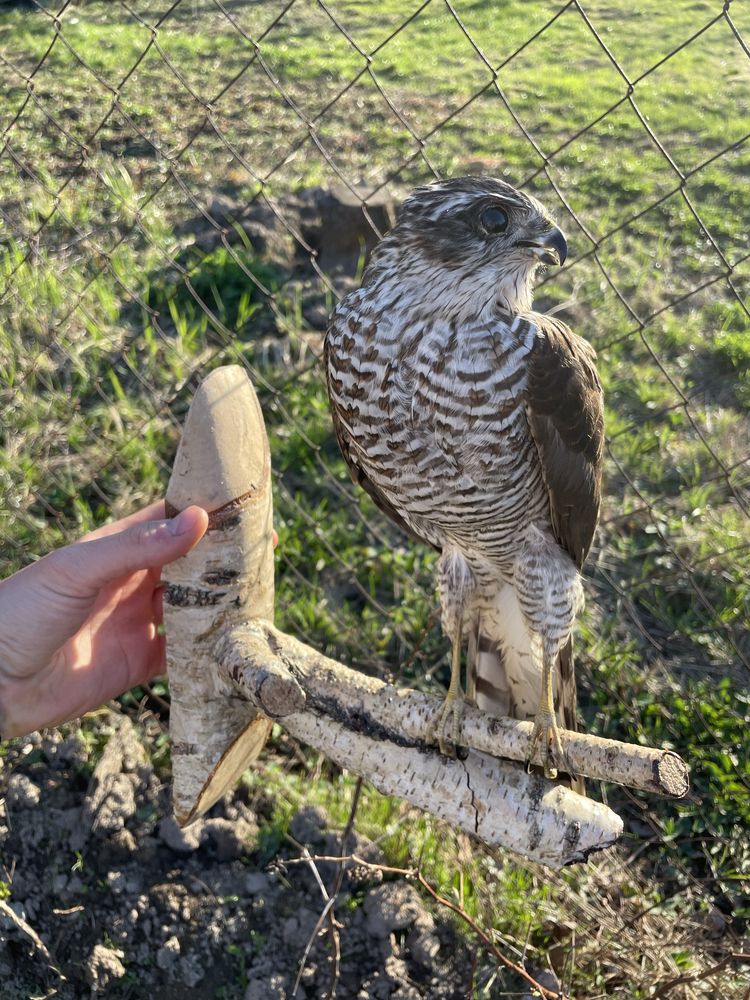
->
<box><xmin>0</xmin><ymin>716</ymin><xmax>474</xmax><ymax>1000</ymax></box>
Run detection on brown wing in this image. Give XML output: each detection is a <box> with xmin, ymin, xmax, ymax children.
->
<box><xmin>525</xmin><ymin>315</ymin><xmax>602</xmax><ymax>793</ymax></box>
<box><xmin>324</xmin><ymin>338</ymin><xmax>438</xmax><ymax>551</ymax></box>
<box><xmin>526</xmin><ymin>314</ymin><xmax>604</xmax><ymax>570</ymax></box>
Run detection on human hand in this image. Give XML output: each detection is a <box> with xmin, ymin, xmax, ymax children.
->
<box><xmin>0</xmin><ymin>502</ymin><xmax>209</xmax><ymax>740</ymax></box>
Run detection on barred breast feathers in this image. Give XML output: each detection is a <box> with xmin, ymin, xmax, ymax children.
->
<box><xmin>328</xmin><ymin>298</ymin><xmax>555</xmax><ymax>580</ymax></box>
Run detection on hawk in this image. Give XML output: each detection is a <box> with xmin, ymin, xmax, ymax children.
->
<box><xmin>324</xmin><ymin>176</ymin><xmax>604</xmax><ymax>783</ymax></box>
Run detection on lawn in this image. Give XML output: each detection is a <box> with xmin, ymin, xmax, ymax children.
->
<box><xmin>1</xmin><ymin>1</ymin><xmax>749</xmax><ymax>997</ymax></box>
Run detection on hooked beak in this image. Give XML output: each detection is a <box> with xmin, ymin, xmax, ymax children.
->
<box><xmin>517</xmin><ymin>225</ymin><xmax>568</xmax><ymax>267</ymax></box>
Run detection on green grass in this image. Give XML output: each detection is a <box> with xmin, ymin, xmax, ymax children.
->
<box><xmin>1</xmin><ymin>1</ymin><xmax>749</xmax><ymax>996</ymax></box>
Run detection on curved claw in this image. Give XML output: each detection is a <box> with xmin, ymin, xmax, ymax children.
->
<box><xmin>428</xmin><ymin>689</ymin><xmax>464</xmax><ymax>758</ymax></box>
<box><xmin>525</xmin><ymin>710</ymin><xmax>572</xmax><ymax>781</ymax></box>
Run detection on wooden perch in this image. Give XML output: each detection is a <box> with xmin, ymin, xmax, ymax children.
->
<box><xmin>216</xmin><ymin>621</ymin><xmax>689</xmax><ymax>800</ymax></box>
<box><xmin>213</xmin><ymin>621</ymin><xmax>624</xmax><ymax>868</ymax></box>
<box><xmin>162</xmin><ymin>365</ymin><xmax>686</xmax><ymax>870</ymax></box>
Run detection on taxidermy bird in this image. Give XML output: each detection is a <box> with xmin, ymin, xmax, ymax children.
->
<box><xmin>325</xmin><ymin>176</ymin><xmax>604</xmax><ymax>785</ymax></box>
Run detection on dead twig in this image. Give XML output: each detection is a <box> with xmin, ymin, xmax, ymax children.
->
<box><xmin>412</xmin><ymin>870</ymin><xmax>562</xmax><ymax>998</ymax></box>
<box><xmin>291</xmin><ymin>896</ymin><xmax>337</xmax><ymax>998</ymax></box>
<box><xmin>649</xmin><ymin>953</ymin><xmax>750</xmax><ymax>1000</ymax></box>
<box><xmin>0</xmin><ymin>897</ymin><xmax>64</xmax><ymax>978</ymax></box>
<box><xmin>285</xmin><ymin>853</ymin><xmax>563</xmax><ymax>999</ymax></box>
<box><xmin>285</xmin><ymin>837</ymin><xmax>340</xmax><ymax>1000</ymax></box>
<box><xmin>325</xmin><ymin>776</ymin><xmax>363</xmax><ymax>1000</ymax></box>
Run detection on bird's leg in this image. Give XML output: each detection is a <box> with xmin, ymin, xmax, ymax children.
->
<box><xmin>525</xmin><ymin>647</ymin><xmax>571</xmax><ymax>780</ymax></box>
<box><xmin>430</xmin><ymin>549</ymin><xmax>475</xmax><ymax>756</ymax></box>
<box><xmin>429</xmin><ymin>611</ymin><xmax>465</xmax><ymax>757</ymax></box>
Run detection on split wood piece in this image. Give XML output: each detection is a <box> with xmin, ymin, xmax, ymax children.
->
<box><xmin>216</xmin><ymin>621</ymin><xmax>624</xmax><ymax>870</ymax></box>
<box><xmin>163</xmin><ymin>365</ymin><xmax>275</xmax><ymax>826</ymax></box>
<box><xmin>218</xmin><ymin>621</ymin><xmax>689</xmax><ymax>800</ymax></box>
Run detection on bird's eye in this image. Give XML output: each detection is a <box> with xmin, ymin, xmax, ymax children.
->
<box><xmin>479</xmin><ymin>205</ymin><xmax>508</xmax><ymax>234</ymax></box>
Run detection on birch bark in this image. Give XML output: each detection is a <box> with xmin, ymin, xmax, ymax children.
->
<box><xmin>163</xmin><ymin>365</ymin><xmax>274</xmax><ymax>825</ymax></box>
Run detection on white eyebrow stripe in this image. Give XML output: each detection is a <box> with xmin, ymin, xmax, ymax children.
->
<box><xmin>495</xmin><ymin>194</ymin><xmax>527</xmax><ymax>207</ymax></box>
<box><xmin>423</xmin><ymin>192</ymin><xmax>529</xmax><ymax>221</ymax></box>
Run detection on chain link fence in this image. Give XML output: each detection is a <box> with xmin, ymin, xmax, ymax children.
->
<box><xmin>1</xmin><ymin>1</ymin><xmax>749</xmax><ymax>997</ymax></box>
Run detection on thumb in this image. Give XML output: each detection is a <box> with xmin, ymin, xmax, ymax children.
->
<box><xmin>55</xmin><ymin>506</ymin><xmax>209</xmax><ymax>594</ymax></box>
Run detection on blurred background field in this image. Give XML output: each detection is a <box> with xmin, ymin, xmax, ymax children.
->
<box><xmin>1</xmin><ymin>2</ymin><xmax>749</xmax><ymax>998</ymax></box>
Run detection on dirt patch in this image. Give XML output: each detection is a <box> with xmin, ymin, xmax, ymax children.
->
<box><xmin>0</xmin><ymin>716</ymin><xmax>472</xmax><ymax>999</ymax></box>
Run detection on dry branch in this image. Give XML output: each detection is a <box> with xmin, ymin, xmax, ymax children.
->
<box><xmin>285</xmin><ymin>852</ymin><xmax>565</xmax><ymax>1000</ymax></box>
<box><xmin>215</xmin><ymin>623</ymin><xmax>623</xmax><ymax>869</ymax></box>
<box><xmin>0</xmin><ymin>897</ymin><xmax>62</xmax><ymax>977</ymax></box>
<box><xmin>217</xmin><ymin>621</ymin><xmax>689</xmax><ymax>799</ymax></box>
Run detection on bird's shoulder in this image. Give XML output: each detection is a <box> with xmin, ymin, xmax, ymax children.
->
<box><xmin>525</xmin><ymin>310</ymin><xmax>600</xmax><ymax>375</ymax></box>
<box><xmin>522</xmin><ymin>311</ymin><xmax>603</xmax><ymax>454</ymax></box>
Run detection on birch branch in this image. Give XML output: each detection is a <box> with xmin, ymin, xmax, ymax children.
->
<box><xmin>213</xmin><ymin>620</ymin><xmax>622</xmax><ymax>868</ymax></box>
<box><xmin>163</xmin><ymin>365</ymin><xmax>275</xmax><ymax>825</ymax></box>
<box><xmin>217</xmin><ymin>621</ymin><xmax>689</xmax><ymax>800</ymax></box>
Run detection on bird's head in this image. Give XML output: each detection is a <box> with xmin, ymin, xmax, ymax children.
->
<box><xmin>367</xmin><ymin>176</ymin><xmax>567</xmax><ymax>318</ymax></box>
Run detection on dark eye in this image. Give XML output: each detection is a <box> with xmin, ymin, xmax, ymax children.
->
<box><xmin>480</xmin><ymin>205</ymin><xmax>508</xmax><ymax>234</ymax></box>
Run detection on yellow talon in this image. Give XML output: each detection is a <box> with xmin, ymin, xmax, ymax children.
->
<box><xmin>429</xmin><ymin>614</ymin><xmax>465</xmax><ymax>757</ymax></box>
<box><xmin>526</xmin><ymin>709</ymin><xmax>568</xmax><ymax>779</ymax></box>
<box><xmin>525</xmin><ymin>650</ymin><xmax>574</xmax><ymax>780</ymax></box>
<box><xmin>430</xmin><ymin>686</ymin><xmax>465</xmax><ymax>757</ymax></box>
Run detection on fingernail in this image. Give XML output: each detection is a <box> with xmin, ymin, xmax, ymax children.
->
<box><xmin>168</xmin><ymin>509</ymin><xmax>192</xmax><ymax>536</ymax></box>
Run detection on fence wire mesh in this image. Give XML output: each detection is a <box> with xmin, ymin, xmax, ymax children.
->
<box><xmin>1</xmin><ymin>1</ymin><xmax>749</xmax><ymax>998</ymax></box>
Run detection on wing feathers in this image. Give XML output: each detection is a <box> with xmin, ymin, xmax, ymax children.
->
<box><xmin>526</xmin><ymin>314</ymin><xmax>605</xmax><ymax>569</ymax></box>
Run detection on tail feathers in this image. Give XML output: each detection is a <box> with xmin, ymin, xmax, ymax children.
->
<box><xmin>556</xmin><ymin>635</ymin><xmax>579</xmax><ymax>734</ymax></box>
<box><xmin>469</xmin><ymin>628</ymin><xmax>513</xmax><ymax>717</ymax></box>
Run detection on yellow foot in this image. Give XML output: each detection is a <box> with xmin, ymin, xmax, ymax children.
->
<box><xmin>428</xmin><ymin>689</ymin><xmax>464</xmax><ymax>757</ymax></box>
<box><xmin>525</xmin><ymin>710</ymin><xmax>572</xmax><ymax>781</ymax></box>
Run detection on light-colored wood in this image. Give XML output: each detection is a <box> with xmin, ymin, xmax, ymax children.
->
<box><xmin>215</xmin><ymin>621</ymin><xmax>625</xmax><ymax>869</ymax></box>
<box><xmin>217</xmin><ymin>621</ymin><xmax>689</xmax><ymax>799</ymax></box>
<box><xmin>163</xmin><ymin>365</ymin><xmax>274</xmax><ymax>826</ymax></box>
